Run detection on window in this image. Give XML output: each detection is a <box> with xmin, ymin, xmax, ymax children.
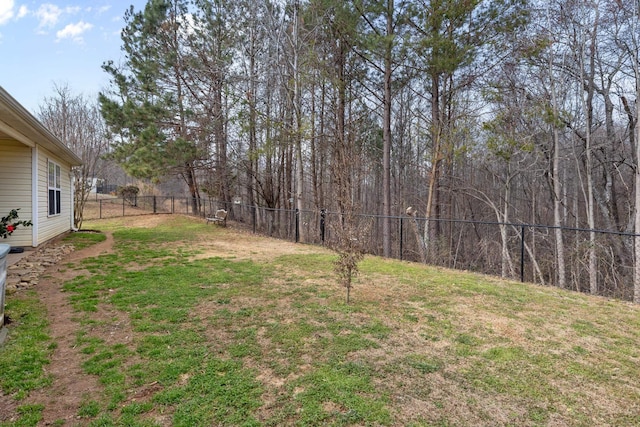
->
<box><xmin>48</xmin><ymin>160</ymin><xmax>61</xmax><ymax>216</ymax></box>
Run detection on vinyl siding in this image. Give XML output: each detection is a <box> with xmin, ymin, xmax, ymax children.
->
<box><xmin>37</xmin><ymin>146</ymin><xmax>73</xmax><ymax>245</ymax></box>
<box><xmin>0</xmin><ymin>140</ymin><xmax>33</xmax><ymax>247</ymax></box>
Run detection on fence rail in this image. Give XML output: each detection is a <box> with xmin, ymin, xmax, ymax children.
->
<box><xmin>82</xmin><ymin>196</ymin><xmax>638</xmax><ymax>301</ymax></box>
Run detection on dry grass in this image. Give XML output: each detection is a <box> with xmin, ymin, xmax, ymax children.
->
<box><xmin>4</xmin><ymin>214</ymin><xmax>640</xmax><ymax>426</ymax></box>
<box><xmin>118</xmin><ymin>216</ymin><xmax>640</xmax><ymax>425</ymax></box>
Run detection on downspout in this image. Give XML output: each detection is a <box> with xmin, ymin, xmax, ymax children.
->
<box><xmin>31</xmin><ymin>146</ymin><xmax>38</xmax><ymax>248</ymax></box>
<box><xmin>70</xmin><ymin>170</ymin><xmax>77</xmax><ymax>231</ymax></box>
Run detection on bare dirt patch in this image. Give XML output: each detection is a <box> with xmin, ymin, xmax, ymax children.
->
<box><xmin>192</xmin><ymin>230</ymin><xmax>326</xmax><ymax>262</ymax></box>
<box><xmin>22</xmin><ymin>232</ymin><xmax>116</xmax><ymax>425</ymax></box>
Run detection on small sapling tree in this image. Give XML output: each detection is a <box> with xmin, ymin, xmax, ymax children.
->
<box><xmin>331</xmin><ymin>210</ymin><xmax>369</xmax><ymax>304</ymax></box>
<box><xmin>329</xmin><ymin>132</ymin><xmax>371</xmax><ymax>303</ymax></box>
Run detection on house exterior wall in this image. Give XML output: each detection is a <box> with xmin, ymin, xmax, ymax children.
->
<box><xmin>0</xmin><ymin>87</ymin><xmax>81</xmax><ymax>248</ymax></box>
<box><xmin>0</xmin><ymin>140</ymin><xmax>75</xmax><ymax>247</ymax></box>
<box><xmin>0</xmin><ymin>140</ymin><xmax>33</xmax><ymax>247</ymax></box>
<box><xmin>36</xmin><ymin>145</ymin><xmax>74</xmax><ymax>245</ymax></box>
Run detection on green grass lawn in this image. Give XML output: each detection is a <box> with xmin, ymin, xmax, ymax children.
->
<box><xmin>2</xmin><ymin>215</ymin><xmax>640</xmax><ymax>426</ymax></box>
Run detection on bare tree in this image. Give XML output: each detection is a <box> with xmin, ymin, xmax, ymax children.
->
<box><xmin>38</xmin><ymin>83</ymin><xmax>109</xmax><ymax>229</ymax></box>
<box><xmin>332</xmin><ymin>209</ymin><xmax>368</xmax><ymax>304</ymax></box>
<box><xmin>547</xmin><ymin>16</ymin><xmax>568</xmax><ymax>289</ymax></box>
<box><xmin>408</xmin><ymin>0</ymin><xmax>529</xmax><ymax>259</ymax></box>
<box><xmin>635</xmin><ymin>16</ymin><xmax>640</xmax><ymax>303</ymax></box>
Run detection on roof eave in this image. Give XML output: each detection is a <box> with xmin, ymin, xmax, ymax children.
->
<box><xmin>0</xmin><ymin>86</ymin><xmax>83</xmax><ymax>166</ymax></box>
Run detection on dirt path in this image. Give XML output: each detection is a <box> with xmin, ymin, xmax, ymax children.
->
<box><xmin>9</xmin><ymin>216</ymin><xmax>327</xmax><ymax>425</ymax></box>
<box><xmin>26</xmin><ymin>232</ymin><xmax>115</xmax><ymax>426</ymax></box>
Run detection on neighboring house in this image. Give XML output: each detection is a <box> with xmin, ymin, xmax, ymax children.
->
<box><xmin>0</xmin><ymin>86</ymin><xmax>82</xmax><ymax>248</ymax></box>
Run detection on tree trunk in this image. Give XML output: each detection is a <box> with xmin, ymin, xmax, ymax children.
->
<box><xmin>584</xmin><ymin>6</ymin><xmax>599</xmax><ymax>295</ymax></box>
<box><xmin>633</xmin><ymin>90</ymin><xmax>640</xmax><ymax>304</ymax></box>
<box><xmin>547</xmin><ymin>13</ymin><xmax>567</xmax><ymax>289</ymax></box>
<box><xmin>334</xmin><ymin>39</ymin><xmax>349</xmax><ymax>215</ymax></box>
<box><xmin>247</xmin><ymin>29</ymin><xmax>258</xmax><ymax>218</ymax></box>
<box><xmin>552</xmin><ymin>126</ymin><xmax>566</xmax><ymax>288</ymax></box>
<box><xmin>499</xmin><ymin>224</ymin><xmax>513</xmax><ymax>278</ymax></box>
<box><xmin>500</xmin><ymin>174</ymin><xmax>514</xmax><ymax>278</ymax></box>
<box><xmin>424</xmin><ymin>72</ymin><xmax>442</xmax><ymax>259</ymax></box>
<box><xmin>635</xmin><ymin>93</ymin><xmax>640</xmax><ymax>302</ymax></box>
<box><xmin>633</xmin><ymin>4</ymin><xmax>640</xmax><ymax>303</ymax></box>
<box><xmin>382</xmin><ymin>0</ymin><xmax>393</xmax><ymax>258</ymax></box>
<box><xmin>291</xmin><ymin>0</ymin><xmax>305</xmax><ymax>240</ymax></box>
<box><xmin>213</xmin><ymin>74</ymin><xmax>230</xmax><ymax>208</ymax></box>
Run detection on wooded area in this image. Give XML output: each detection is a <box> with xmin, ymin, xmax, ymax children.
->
<box><xmin>40</xmin><ymin>0</ymin><xmax>639</xmax><ymax>300</ymax></box>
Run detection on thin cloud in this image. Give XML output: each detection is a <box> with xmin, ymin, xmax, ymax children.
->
<box><xmin>56</xmin><ymin>20</ymin><xmax>92</xmax><ymax>43</ymax></box>
<box><xmin>0</xmin><ymin>0</ymin><xmax>14</xmax><ymax>25</ymax></box>
<box><xmin>64</xmin><ymin>6</ymin><xmax>80</xmax><ymax>15</ymax></box>
<box><xmin>36</xmin><ymin>3</ymin><xmax>62</xmax><ymax>29</ymax></box>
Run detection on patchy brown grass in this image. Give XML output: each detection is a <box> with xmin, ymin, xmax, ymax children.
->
<box><xmin>3</xmin><ymin>214</ymin><xmax>640</xmax><ymax>426</ymax></box>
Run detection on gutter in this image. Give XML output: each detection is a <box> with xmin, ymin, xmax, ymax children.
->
<box><xmin>0</xmin><ymin>86</ymin><xmax>82</xmax><ymax>166</ymax></box>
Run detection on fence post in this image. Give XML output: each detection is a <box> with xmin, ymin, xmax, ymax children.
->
<box><xmin>153</xmin><ymin>196</ymin><xmax>157</xmax><ymax>213</ymax></box>
<box><xmin>520</xmin><ymin>225</ymin><xmax>525</xmax><ymax>282</ymax></box>
<box><xmin>252</xmin><ymin>205</ymin><xmax>257</xmax><ymax>234</ymax></box>
<box><xmin>295</xmin><ymin>209</ymin><xmax>300</xmax><ymax>243</ymax></box>
<box><xmin>122</xmin><ymin>197</ymin><xmax>125</xmax><ymax>217</ymax></box>
<box><xmin>399</xmin><ymin>217</ymin><xmax>404</xmax><ymax>261</ymax></box>
<box><xmin>99</xmin><ymin>199</ymin><xmax>102</xmax><ymax>219</ymax></box>
<box><xmin>171</xmin><ymin>196</ymin><xmax>174</xmax><ymax>214</ymax></box>
<box><xmin>320</xmin><ymin>209</ymin><xmax>326</xmax><ymax>244</ymax></box>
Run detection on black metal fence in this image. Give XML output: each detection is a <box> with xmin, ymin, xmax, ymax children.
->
<box><xmin>84</xmin><ymin>196</ymin><xmax>190</xmax><ymax>219</ymax></box>
<box><xmin>83</xmin><ymin>196</ymin><xmax>638</xmax><ymax>301</ymax></box>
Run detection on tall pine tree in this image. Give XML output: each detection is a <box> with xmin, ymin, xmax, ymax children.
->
<box><xmin>99</xmin><ymin>0</ymin><xmax>203</xmax><ymax>213</ymax></box>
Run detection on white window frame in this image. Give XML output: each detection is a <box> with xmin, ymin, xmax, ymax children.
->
<box><xmin>48</xmin><ymin>160</ymin><xmax>61</xmax><ymax>216</ymax></box>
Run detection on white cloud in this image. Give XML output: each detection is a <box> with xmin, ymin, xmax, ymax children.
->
<box><xmin>56</xmin><ymin>20</ymin><xmax>92</xmax><ymax>42</ymax></box>
<box><xmin>64</xmin><ymin>6</ymin><xmax>80</xmax><ymax>15</ymax></box>
<box><xmin>36</xmin><ymin>3</ymin><xmax>62</xmax><ymax>28</ymax></box>
<box><xmin>17</xmin><ymin>4</ymin><xmax>27</xmax><ymax>18</ymax></box>
<box><xmin>0</xmin><ymin>0</ymin><xmax>14</xmax><ymax>25</ymax></box>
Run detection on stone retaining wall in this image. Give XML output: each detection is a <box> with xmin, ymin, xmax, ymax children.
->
<box><xmin>6</xmin><ymin>243</ymin><xmax>75</xmax><ymax>293</ymax></box>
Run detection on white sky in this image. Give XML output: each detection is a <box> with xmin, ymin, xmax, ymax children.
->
<box><xmin>0</xmin><ymin>0</ymin><xmax>147</xmax><ymax>113</ymax></box>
